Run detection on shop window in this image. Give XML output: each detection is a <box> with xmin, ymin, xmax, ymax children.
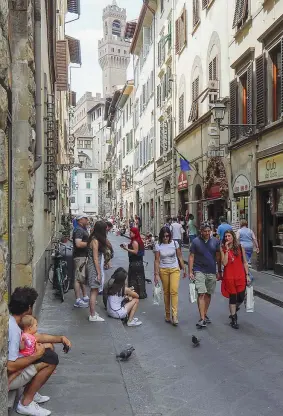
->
<box><xmin>235</xmin><ymin>196</ymin><xmax>249</xmax><ymax>222</ymax></box>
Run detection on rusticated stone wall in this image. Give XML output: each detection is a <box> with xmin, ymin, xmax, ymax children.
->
<box><xmin>0</xmin><ymin>0</ymin><xmax>10</xmax><ymax>413</ymax></box>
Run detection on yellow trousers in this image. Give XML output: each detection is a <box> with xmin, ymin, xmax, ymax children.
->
<box><xmin>159</xmin><ymin>267</ymin><xmax>180</xmax><ymax>319</ymax></box>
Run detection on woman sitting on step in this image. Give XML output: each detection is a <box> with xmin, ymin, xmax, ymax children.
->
<box><xmin>106</xmin><ymin>268</ymin><xmax>142</xmax><ymax>327</ymax></box>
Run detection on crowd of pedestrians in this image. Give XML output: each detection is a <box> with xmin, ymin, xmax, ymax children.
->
<box><xmin>7</xmin><ymin>211</ymin><xmax>258</xmax><ymax>415</ymax></box>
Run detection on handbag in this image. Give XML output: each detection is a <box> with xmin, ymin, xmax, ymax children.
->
<box><xmin>174</xmin><ymin>241</ymin><xmax>183</xmax><ymax>270</ymax></box>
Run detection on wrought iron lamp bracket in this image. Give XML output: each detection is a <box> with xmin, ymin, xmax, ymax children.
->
<box><xmin>219</xmin><ymin>123</ymin><xmax>256</xmax><ymax>136</ymax></box>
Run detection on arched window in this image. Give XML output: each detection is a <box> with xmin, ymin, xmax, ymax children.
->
<box><xmin>112</xmin><ymin>20</ymin><xmax>121</xmax><ymax>36</ymax></box>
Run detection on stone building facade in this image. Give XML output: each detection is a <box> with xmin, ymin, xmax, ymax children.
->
<box><xmin>0</xmin><ymin>0</ymin><xmax>10</xmax><ymax>410</ymax></box>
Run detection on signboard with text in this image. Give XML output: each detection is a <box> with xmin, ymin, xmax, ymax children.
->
<box><xmin>258</xmin><ymin>153</ymin><xmax>283</xmax><ymax>182</ymax></box>
<box><xmin>233</xmin><ymin>175</ymin><xmax>250</xmax><ymax>194</ymax></box>
<box><xmin>178</xmin><ymin>171</ymin><xmax>188</xmax><ymax>191</ymax></box>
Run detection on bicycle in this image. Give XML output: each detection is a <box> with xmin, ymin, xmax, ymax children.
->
<box><xmin>48</xmin><ymin>240</ymin><xmax>72</xmax><ymax>302</ymax></box>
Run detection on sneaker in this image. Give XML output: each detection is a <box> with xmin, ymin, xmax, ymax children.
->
<box><xmin>196</xmin><ymin>319</ymin><xmax>207</xmax><ymax>329</ymax></box>
<box><xmin>74</xmin><ymin>299</ymin><xmax>88</xmax><ymax>308</ymax></box>
<box><xmin>172</xmin><ymin>317</ymin><xmax>179</xmax><ymax>326</ymax></box>
<box><xmin>205</xmin><ymin>315</ymin><xmax>211</xmax><ymax>324</ymax></box>
<box><xmin>89</xmin><ymin>313</ymin><xmax>105</xmax><ymax>322</ymax></box>
<box><xmin>82</xmin><ymin>296</ymin><xmax>89</xmax><ymax>303</ymax></box>
<box><xmin>17</xmin><ymin>400</ymin><xmax>51</xmax><ymax>416</ymax></box>
<box><xmin>33</xmin><ymin>393</ymin><xmax>50</xmax><ymax>404</ymax></box>
<box><xmin>127</xmin><ymin>319</ymin><xmax>142</xmax><ymax>327</ymax></box>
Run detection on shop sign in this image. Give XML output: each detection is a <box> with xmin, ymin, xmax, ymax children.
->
<box><xmin>178</xmin><ymin>171</ymin><xmax>188</xmax><ymax>191</ymax></box>
<box><xmin>207</xmin><ymin>185</ymin><xmax>221</xmax><ymax>198</ymax></box>
<box><xmin>233</xmin><ymin>175</ymin><xmax>250</xmax><ymax>194</ymax></box>
<box><xmin>258</xmin><ymin>153</ymin><xmax>283</xmax><ymax>183</ymax></box>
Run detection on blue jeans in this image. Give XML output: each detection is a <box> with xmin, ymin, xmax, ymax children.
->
<box><xmin>244</xmin><ymin>248</ymin><xmax>254</xmax><ymax>281</ymax></box>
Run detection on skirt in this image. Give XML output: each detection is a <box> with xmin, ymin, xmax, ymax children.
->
<box><xmin>87</xmin><ymin>260</ymin><xmax>101</xmax><ymax>289</ymax></box>
<box><xmin>128</xmin><ymin>259</ymin><xmax>147</xmax><ymax>299</ymax></box>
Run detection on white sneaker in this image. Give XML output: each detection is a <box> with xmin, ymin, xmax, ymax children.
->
<box><xmin>127</xmin><ymin>320</ymin><xmax>142</xmax><ymax>327</ymax></box>
<box><xmin>74</xmin><ymin>299</ymin><xmax>88</xmax><ymax>308</ymax></box>
<box><xmin>82</xmin><ymin>296</ymin><xmax>89</xmax><ymax>302</ymax></box>
<box><xmin>17</xmin><ymin>400</ymin><xmax>51</xmax><ymax>416</ymax></box>
<box><xmin>89</xmin><ymin>313</ymin><xmax>105</xmax><ymax>322</ymax></box>
<box><xmin>33</xmin><ymin>393</ymin><xmax>50</xmax><ymax>404</ymax></box>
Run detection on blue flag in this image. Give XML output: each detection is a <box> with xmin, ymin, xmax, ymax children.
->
<box><xmin>180</xmin><ymin>158</ymin><xmax>191</xmax><ymax>171</ymax></box>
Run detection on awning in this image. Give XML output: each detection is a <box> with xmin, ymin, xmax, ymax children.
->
<box><xmin>66</xmin><ymin>35</ymin><xmax>81</xmax><ymax>65</ymax></box>
<box><xmin>67</xmin><ymin>0</ymin><xmax>80</xmax><ymax>15</ymax></box>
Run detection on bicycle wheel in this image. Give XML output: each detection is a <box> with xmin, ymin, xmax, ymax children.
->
<box><xmin>56</xmin><ymin>267</ymin><xmax>64</xmax><ymax>302</ymax></box>
<box><xmin>62</xmin><ymin>263</ymin><xmax>70</xmax><ymax>294</ymax></box>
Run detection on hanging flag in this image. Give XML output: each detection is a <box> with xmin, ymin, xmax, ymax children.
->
<box><xmin>180</xmin><ymin>158</ymin><xmax>191</xmax><ymax>171</ymax></box>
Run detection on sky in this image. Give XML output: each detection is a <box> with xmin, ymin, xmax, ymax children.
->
<box><xmin>66</xmin><ymin>0</ymin><xmax>142</xmax><ymax>100</ymax></box>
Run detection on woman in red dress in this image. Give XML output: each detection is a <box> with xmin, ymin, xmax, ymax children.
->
<box><xmin>221</xmin><ymin>230</ymin><xmax>250</xmax><ymax>329</ymax></box>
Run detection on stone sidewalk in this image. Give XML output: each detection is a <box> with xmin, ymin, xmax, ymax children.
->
<box><xmin>33</xmin><ymin>282</ymin><xmax>162</xmax><ymax>416</ymax></box>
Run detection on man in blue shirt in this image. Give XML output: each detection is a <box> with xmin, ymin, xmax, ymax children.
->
<box><xmin>217</xmin><ymin>216</ymin><xmax>232</xmax><ymax>242</ymax></box>
<box><xmin>189</xmin><ymin>223</ymin><xmax>222</xmax><ymax>328</ymax></box>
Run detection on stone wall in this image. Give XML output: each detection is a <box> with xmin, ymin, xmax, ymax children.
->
<box><xmin>0</xmin><ymin>0</ymin><xmax>10</xmax><ymax>412</ymax></box>
<box><xmin>10</xmin><ymin>0</ymin><xmax>36</xmax><ymax>290</ymax></box>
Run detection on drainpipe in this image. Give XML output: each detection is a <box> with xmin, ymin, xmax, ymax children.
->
<box><xmin>171</xmin><ymin>0</ymin><xmax>177</xmax><ymax>214</ymax></box>
<box><xmin>32</xmin><ymin>0</ymin><xmax>42</xmax><ymax>173</ymax></box>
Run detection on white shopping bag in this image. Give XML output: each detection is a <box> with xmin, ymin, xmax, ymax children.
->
<box><xmin>153</xmin><ymin>283</ymin><xmax>162</xmax><ymax>305</ymax></box>
<box><xmin>189</xmin><ymin>282</ymin><xmax>197</xmax><ymax>303</ymax></box>
<box><xmin>245</xmin><ymin>285</ymin><xmax>254</xmax><ymax>312</ymax></box>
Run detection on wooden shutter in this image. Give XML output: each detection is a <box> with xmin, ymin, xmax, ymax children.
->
<box><xmin>256</xmin><ymin>54</ymin><xmax>266</xmax><ymax>127</ymax></box>
<box><xmin>229</xmin><ymin>79</ymin><xmax>238</xmax><ymax>140</ymax></box>
<box><xmin>181</xmin><ymin>8</ymin><xmax>187</xmax><ymax>49</ymax></box>
<box><xmin>56</xmin><ymin>40</ymin><xmax>68</xmax><ymax>91</ymax></box>
<box><xmin>246</xmin><ymin>63</ymin><xmax>253</xmax><ymax>125</ymax></box>
<box><xmin>158</xmin><ymin>40</ymin><xmax>161</xmax><ymax>66</ymax></box>
<box><xmin>193</xmin><ymin>0</ymin><xmax>200</xmax><ymax>27</ymax></box>
<box><xmin>175</xmin><ymin>18</ymin><xmax>180</xmax><ymax>54</ymax></box>
<box><xmin>179</xmin><ymin>94</ymin><xmax>184</xmax><ymax>132</ymax></box>
<box><xmin>233</xmin><ymin>0</ymin><xmax>247</xmax><ymax>28</ymax></box>
<box><xmin>202</xmin><ymin>0</ymin><xmax>208</xmax><ymax>8</ymax></box>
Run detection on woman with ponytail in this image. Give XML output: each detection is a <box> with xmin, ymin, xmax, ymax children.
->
<box><xmin>121</xmin><ymin>227</ymin><xmax>147</xmax><ymax>299</ymax></box>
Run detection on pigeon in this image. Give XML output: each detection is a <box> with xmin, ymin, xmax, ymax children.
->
<box><xmin>192</xmin><ymin>335</ymin><xmax>200</xmax><ymax>347</ymax></box>
<box><xmin>116</xmin><ymin>346</ymin><xmax>135</xmax><ymax>361</ymax></box>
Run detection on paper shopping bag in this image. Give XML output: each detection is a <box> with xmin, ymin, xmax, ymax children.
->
<box><xmin>245</xmin><ymin>285</ymin><xmax>254</xmax><ymax>312</ymax></box>
<box><xmin>189</xmin><ymin>282</ymin><xmax>197</xmax><ymax>303</ymax></box>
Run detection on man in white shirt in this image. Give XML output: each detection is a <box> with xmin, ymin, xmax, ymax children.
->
<box><xmin>8</xmin><ymin>287</ymin><xmax>71</xmax><ymax>416</ymax></box>
<box><xmin>171</xmin><ymin>217</ymin><xmax>184</xmax><ymax>247</ymax></box>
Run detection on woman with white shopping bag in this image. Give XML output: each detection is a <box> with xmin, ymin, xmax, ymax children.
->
<box><xmin>220</xmin><ymin>230</ymin><xmax>251</xmax><ymax>329</ymax></box>
<box><xmin>154</xmin><ymin>226</ymin><xmax>187</xmax><ymax>326</ymax></box>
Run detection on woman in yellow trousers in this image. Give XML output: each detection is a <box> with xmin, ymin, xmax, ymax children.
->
<box><xmin>154</xmin><ymin>226</ymin><xmax>187</xmax><ymax>326</ymax></box>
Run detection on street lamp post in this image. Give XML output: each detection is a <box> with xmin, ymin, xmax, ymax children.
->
<box><xmin>211</xmin><ymin>100</ymin><xmax>256</xmax><ymax>136</ymax></box>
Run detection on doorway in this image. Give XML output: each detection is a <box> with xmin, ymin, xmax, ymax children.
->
<box><xmin>207</xmin><ymin>199</ymin><xmax>225</xmax><ymax>225</ymax></box>
<box><xmin>262</xmin><ymin>190</ymin><xmax>274</xmax><ymax>270</ymax></box>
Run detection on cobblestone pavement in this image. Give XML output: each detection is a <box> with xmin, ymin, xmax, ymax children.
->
<box><xmin>36</xmin><ymin>234</ymin><xmax>283</xmax><ymax>416</ymax></box>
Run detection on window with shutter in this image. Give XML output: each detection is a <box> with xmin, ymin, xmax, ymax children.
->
<box><xmin>255</xmin><ymin>54</ymin><xmax>266</xmax><ymax>127</ymax></box>
<box><xmin>268</xmin><ymin>43</ymin><xmax>282</xmax><ymax>122</ymax></box>
<box><xmin>246</xmin><ymin>63</ymin><xmax>253</xmax><ymax>125</ymax></box>
<box><xmin>179</xmin><ymin>94</ymin><xmax>185</xmax><ymax>132</ymax></box>
<box><xmin>229</xmin><ymin>79</ymin><xmax>238</xmax><ymax>141</ymax></box>
<box><xmin>232</xmin><ymin>0</ymin><xmax>249</xmax><ymax>29</ymax></box>
<box><xmin>193</xmin><ymin>0</ymin><xmax>200</xmax><ymax>28</ymax></box>
<box><xmin>202</xmin><ymin>0</ymin><xmax>208</xmax><ymax>8</ymax></box>
<box><xmin>160</xmin><ymin>122</ymin><xmax>164</xmax><ymax>155</ymax></box>
<box><xmin>175</xmin><ymin>19</ymin><xmax>180</xmax><ymax>55</ymax></box>
<box><xmin>168</xmin><ymin>20</ymin><xmax>172</xmax><ymax>51</ymax></box>
<box><xmin>188</xmin><ymin>77</ymin><xmax>199</xmax><ymax>122</ymax></box>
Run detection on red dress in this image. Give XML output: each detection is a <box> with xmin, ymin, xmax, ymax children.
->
<box><xmin>221</xmin><ymin>247</ymin><xmax>246</xmax><ymax>298</ymax></box>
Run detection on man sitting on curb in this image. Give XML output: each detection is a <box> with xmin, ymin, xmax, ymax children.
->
<box><xmin>8</xmin><ymin>286</ymin><xmax>71</xmax><ymax>416</ymax></box>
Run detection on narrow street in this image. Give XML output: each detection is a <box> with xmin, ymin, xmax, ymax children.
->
<box><xmin>37</xmin><ymin>234</ymin><xmax>283</xmax><ymax>416</ymax></box>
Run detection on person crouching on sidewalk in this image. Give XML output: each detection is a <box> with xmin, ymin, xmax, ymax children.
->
<box><xmin>189</xmin><ymin>223</ymin><xmax>222</xmax><ymax>329</ymax></box>
<box><xmin>220</xmin><ymin>230</ymin><xmax>250</xmax><ymax>329</ymax></box>
<box><xmin>106</xmin><ymin>267</ymin><xmax>142</xmax><ymax>327</ymax></box>
<box><xmin>154</xmin><ymin>227</ymin><xmax>186</xmax><ymax>326</ymax></box>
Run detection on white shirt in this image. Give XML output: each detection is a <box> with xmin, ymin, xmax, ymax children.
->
<box><xmin>171</xmin><ymin>222</ymin><xmax>184</xmax><ymax>240</ymax></box>
<box><xmin>155</xmin><ymin>241</ymin><xmax>179</xmax><ymax>269</ymax></box>
<box><xmin>8</xmin><ymin>315</ymin><xmax>22</xmax><ymax>361</ymax></box>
